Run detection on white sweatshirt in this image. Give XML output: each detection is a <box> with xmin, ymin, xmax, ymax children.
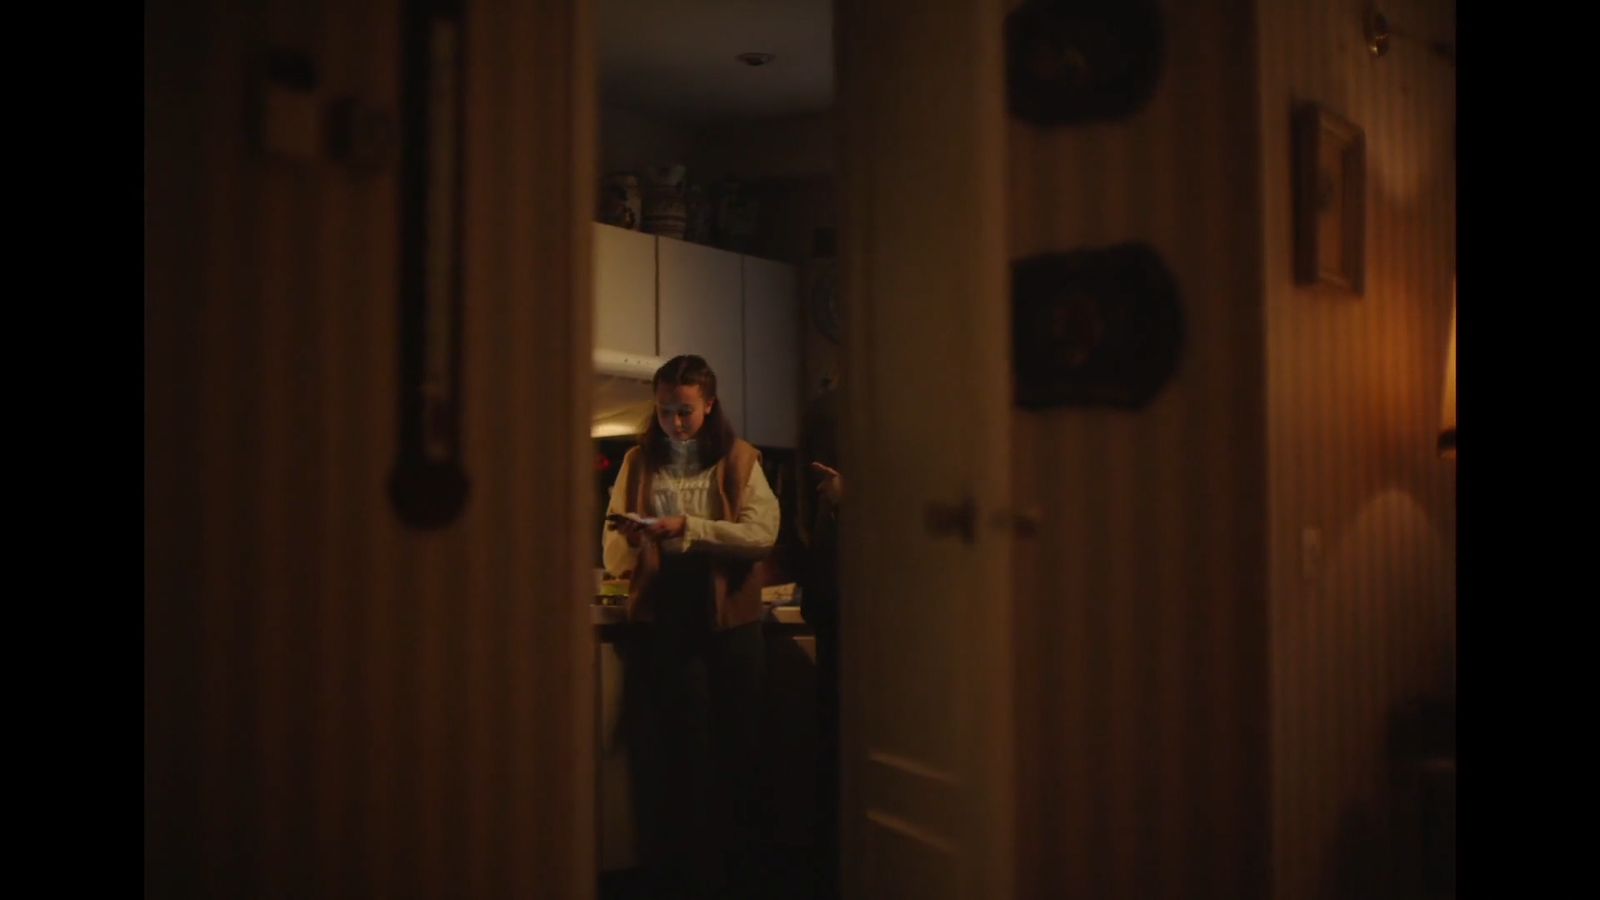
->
<box><xmin>602</xmin><ymin>438</ymin><xmax>780</xmax><ymax>578</ymax></box>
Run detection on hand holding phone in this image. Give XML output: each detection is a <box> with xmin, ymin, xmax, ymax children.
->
<box><xmin>606</xmin><ymin>512</ymin><xmax>658</xmax><ymax>529</ymax></box>
<box><xmin>607</xmin><ymin>513</ymin><xmax>658</xmax><ymax>548</ymax></box>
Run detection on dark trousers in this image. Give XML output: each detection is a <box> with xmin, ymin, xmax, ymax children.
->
<box><xmin>813</xmin><ymin>617</ymin><xmax>840</xmax><ymax>900</ymax></box>
<box><xmin>621</xmin><ymin>609</ymin><xmax>766</xmax><ymax>900</ymax></box>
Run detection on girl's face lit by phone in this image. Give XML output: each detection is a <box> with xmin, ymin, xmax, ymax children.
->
<box><xmin>656</xmin><ymin>384</ymin><xmax>712</xmax><ymax>441</ymax></box>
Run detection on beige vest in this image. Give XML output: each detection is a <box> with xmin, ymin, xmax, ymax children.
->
<box><xmin>621</xmin><ymin>438</ymin><xmax>768</xmax><ymax>630</ymax></box>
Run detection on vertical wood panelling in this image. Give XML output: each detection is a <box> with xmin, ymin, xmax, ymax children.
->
<box><xmin>1257</xmin><ymin>1</ymin><xmax>1457</xmax><ymax>898</ymax></box>
<box><xmin>145</xmin><ymin>0</ymin><xmax>596</xmax><ymax>896</ymax></box>
<box><xmin>1007</xmin><ymin>0</ymin><xmax>1270</xmax><ymax>896</ymax></box>
<box><xmin>1009</xmin><ymin>0</ymin><xmax>1453</xmax><ymax>892</ymax></box>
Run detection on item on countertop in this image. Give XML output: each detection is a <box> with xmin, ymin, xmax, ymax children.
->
<box><xmin>598</xmin><ymin>171</ymin><xmax>641</xmax><ymax>229</ymax></box>
<box><xmin>641</xmin><ymin>163</ymin><xmax>688</xmax><ymax>238</ymax></box>
<box><xmin>684</xmin><ymin>182</ymin><xmax>713</xmax><ymax>244</ymax></box>
<box><xmin>713</xmin><ymin>179</ymin><xmax>759</xmax><ymax>252</ymax></box>
<box><xmin>761</xmin><ymin>582</ymin><xmax>801</xmax><ymax>604</ymax></box>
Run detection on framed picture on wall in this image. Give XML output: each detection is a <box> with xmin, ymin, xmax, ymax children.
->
<box><xmin>1293</xmin><ymin>103</ymin><xmax>1366</xmax><ymax>294</ymax></box>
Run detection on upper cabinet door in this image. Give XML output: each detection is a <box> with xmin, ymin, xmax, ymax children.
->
<box><xmin>593</xmin><ymin>223</ymin><xmax>657</xmax><ymax>357</ymax></box>
<box><xmin>742</xmin><ymin>256</ymin><xmax>801</xmax><ymax>448</ymax></box>
<box><xmin>658</xmin><ymin>238</ymin><xmax>746</xmax><ymax>435</ymax></box>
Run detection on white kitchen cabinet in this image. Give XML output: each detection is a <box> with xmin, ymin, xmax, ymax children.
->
<box><xmin>657</xmin><ymin>238</ymin><xmax>746</xmax><ymax>435</ymax></box>
<box><xmin>741</xmin><ymin>256</ymin><xmax>801</xmax><ymax>448</ymax></box>
<box><xmin>593</xmin><ymin>223</ymin><xmax>801</xmax><ymax>446</ymax></box>
<box><xmin>592</xmin><ymin>223</ymin><xmax>657</xmax><ymax>357</ymax></box>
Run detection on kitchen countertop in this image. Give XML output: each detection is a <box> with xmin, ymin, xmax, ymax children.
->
<box><xmin>591</xmin><ymin>601</ymin><xmax>809</xmax><ymax>630</ymax></box>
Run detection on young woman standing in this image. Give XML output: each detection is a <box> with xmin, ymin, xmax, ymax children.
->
<box><xmin>603</xmin><ymin>354</ymin><xmax>779</xmax><ymax>900</ymax></box>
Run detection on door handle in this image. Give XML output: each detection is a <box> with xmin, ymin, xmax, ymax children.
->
<box><xmin>925</xmin><ymin>497</ymin><xmax>978</xmax><ymax>544</ymax></box>
<box><xmin>925</xmin><ymin>500</ymin><xmax>1041</xmax><ymax>542</ymax></box>
<box><xmin>995</xmin><ymin>507</ymin><xmax>1042</xmax><ymax>539</ymax></box>
<box><xmin>928</xmin><ymin>496</ymin><xmax>1036</xmax><ymax>538</ymax></box>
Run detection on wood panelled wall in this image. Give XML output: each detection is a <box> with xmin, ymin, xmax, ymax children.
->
<box><xmin>1006</xmin><ymin>0</ymin><xmax>1455</xmax><ymax>895</ymax></box>
<box><xmin>1006</xmin><ymin>0</ymin><xmax>1272</xmax><ymax>895</ymax></box>
<box><xmin>1257</xmin><ymin>1</ymin><xmax>1457</xmax><ymax>898</ymax></box>
<box><xmin>144</xmin><ymin>0</ymin><xmax>597</xmax><ymax>896</ymax></box>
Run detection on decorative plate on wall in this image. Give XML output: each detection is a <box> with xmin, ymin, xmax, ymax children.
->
<box><xmin>1005</xmin><ymin>0</ymin><xmax>1166</xmax><ymax>127</ymax></box>
<box><xmin>1011</xmin><ymin>242</ymin><xmax>1184</xmax><ymax>410</ymax></box>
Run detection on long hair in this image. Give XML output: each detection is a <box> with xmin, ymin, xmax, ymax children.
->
<box><xmin>639</xmin><ymin>354</ymin><xmax>737</xmax><ymax>468</ymax></box>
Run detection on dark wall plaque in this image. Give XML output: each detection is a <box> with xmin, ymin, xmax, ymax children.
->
<box><xmin>1006</xmin><ymin>0</ymin><xmax>1166</xmax><ymax>127</ymax></box>
<box><xmin>1012</xmin><ymin>243</ymin><xmax>1184</xmax><ymax>410</ymax></box>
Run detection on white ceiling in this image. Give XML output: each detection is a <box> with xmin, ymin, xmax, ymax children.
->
<box><xmin>597</xmin><ymin>0</ymin><xmax>833</xmax><ymax>123</ymax></box>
